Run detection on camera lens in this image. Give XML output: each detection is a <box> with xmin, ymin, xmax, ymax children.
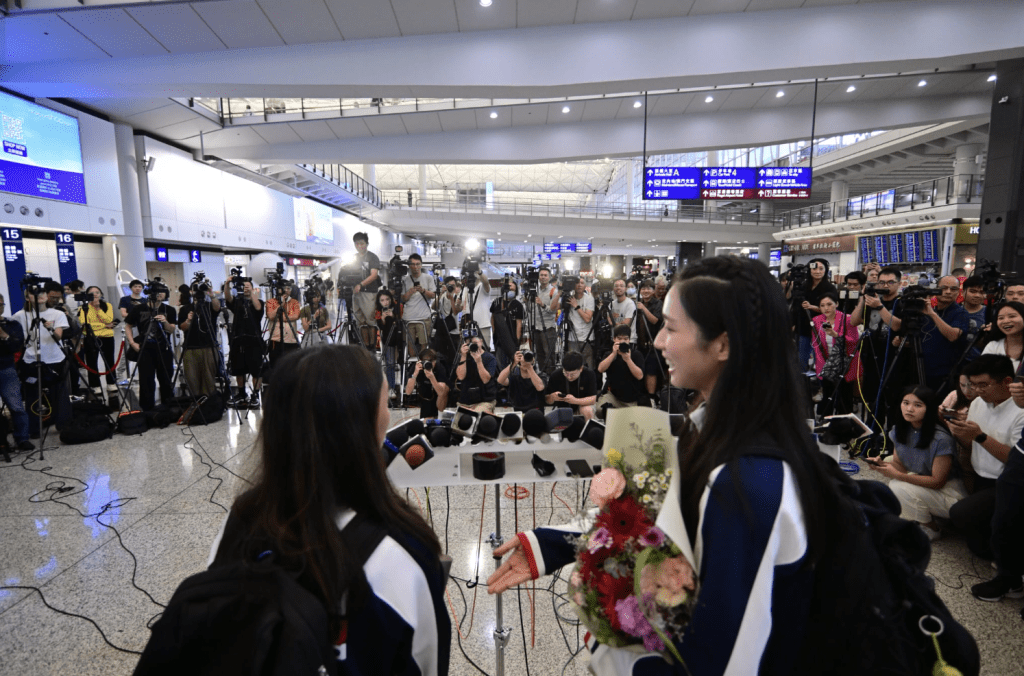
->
<box><xmin>423</xmin><ymin>361</ymin><xmax>433</xmax><ymax>371</ymax></box>
<box><xmin>470</xmin><ymin>343</ymin><xmax>479</xmax><ymax>353</ymax></box>
<box><xmin>618</xmin><ymin>343</ymin><xmax>630</xmax><ymax>353</ymax></box>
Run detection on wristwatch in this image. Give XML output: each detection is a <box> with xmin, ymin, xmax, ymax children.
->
<box><xmin>975</xmin><ymin>432</ymin><xmax>988</xmax><ymax>445</ymax></box>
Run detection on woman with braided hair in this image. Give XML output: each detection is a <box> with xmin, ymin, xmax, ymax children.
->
<box><xmin>488</xmin><ymin>256</ymin><xmax>846</xmax><ymax>675</ymax></box>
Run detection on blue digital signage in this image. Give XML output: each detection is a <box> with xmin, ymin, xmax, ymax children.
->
<box><xmin>0</xmin><ymin>91</ymin><xmax>86</xmax><ymax>205</ymax></box>
<box><xmin>2</xmin><ymin>227</ymin><xmax>26</xmax><ymax>314</ymax></box>
<box><xmin>55</xmin><ymin>232</ymin><xmax>77</xmax><ymax>284</ymax></box>
<box><xmin>643</xmin><ymin>167</ymin><xmax>700</xmax><ymax>200</ymax></box>
<box><xmin>155</xmin><ymin>247</ymin><xmax>168</xmax><ymax>262</ymax></box>
<box><xmin>189</xmin><ymin>249</ymin><xmax>202</xmax><ymax>263</ymax></box>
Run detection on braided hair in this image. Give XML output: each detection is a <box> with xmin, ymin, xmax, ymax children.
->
<box><xmin>671</xmin><ymin>256</ymin><xmax>838</xmax><ymax>565</ymax></box>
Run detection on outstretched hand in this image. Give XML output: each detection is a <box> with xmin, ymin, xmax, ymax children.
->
<box><xmin>486</xmin><ymin>535</ymin><xmax>536</xmax><ymax>594</ymax></box>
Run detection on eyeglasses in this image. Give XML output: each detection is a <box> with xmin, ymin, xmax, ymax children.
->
<box><xmin>968</xmin><ymin>380</ymin><xmax>994</xmax><ymax>390</ymax></box>
<box><xmin>877</xmin><ymin>280</ymin><xmax>898</xmax><ymax>286</ymax></box>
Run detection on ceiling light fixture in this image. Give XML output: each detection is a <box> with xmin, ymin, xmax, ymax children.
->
<box><xmin>918</xmin><ymin>79</ymin><xmax>927</xmax><ymax>87</ymax></box>
<box><xmin>479</xmin><ymin>0</ymin><xmax>492</xmax><ymax>6</ymax></box>
<box><xmin>775</xmin><ymin>91</ymin><xmax>785</xmax><ymax>98</ymax></box>
<box><xmin>633</xmin><ymin>101</ymin><xmax>642</xmax><ymax>108</ymax></box>
<box><xmin>561</xmin><ymin>106</ymin><xmax>570</xmax><ymax>114</ymax></box>
<box><xmin>846</xmin><ymin>85</ymin><xmax>856</xmax><ymax>93</ymax></box>
<box><xmin>704</xmin><ymin>95</ymin><xmax>714</xmax><ymax>103</ymax></box>
<box><xmin>988</xmin><ymin>74</ymin><xmax>997</xmax><ymax>82</ymax></box>
<box><xmin>489</xmin><ymin>111</ymin><xmax>497</xmax><ymax>119</ymax></box>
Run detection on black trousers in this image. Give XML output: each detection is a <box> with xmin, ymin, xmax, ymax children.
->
<box><xmin>949</xmin><ymin>476</ymin><xmax>998</xmax><ymax>560</ymax></box>
<box><xmin>992</xmin><ymin>449</ymin><xmax>1024</xmax><ymax>577</ymax></box>
<box><xmin>137</xmin><ymin>342</ymin><xmax>173</xmax><ymax>411</ymax></box>
<box><xmin>84</xmin><ymin>335</ymin><xmax>116</xmax><ymax>388</ymax></box>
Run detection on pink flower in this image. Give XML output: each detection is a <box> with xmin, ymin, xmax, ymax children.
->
<box><xmin>640</xmin><ymin>526</ymin><xmax>665</xmax><ymax>548</ymax></box>
<box><xmin>570</xmin><ymin>570</ymin><xmax>583</xmax><ymax>588</ymax></box>
<box><xmin>614</xmin><ymin>595</ymin><xmax>648</xmax><ymax>637</ymax></box>
<box><xmin>589</xmin><ymin>468</ymin><xmax>627</xmax><ymax>509</ymax></box>
<box><xmin>652</xmin><ymin>557</ymin><xmax>695</xmax><ymax>607</ymax></box>
<box><xmin>587</xmin><ymin>527</ymin><xmax>613</xmax><ymax>554</ymax></box>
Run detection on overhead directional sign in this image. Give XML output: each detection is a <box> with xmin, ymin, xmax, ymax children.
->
<box><xmin>753</xmin><ymin>167</ymin><xmax>812</xmax><ymax>199</ymax></box>
<box><xmin>643</xmin><ymin>167</ymin><xmax>700</xmax><ymax>200</ymax></box>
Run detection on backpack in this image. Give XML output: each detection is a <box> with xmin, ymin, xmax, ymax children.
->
<box><xmin>60</xmin><ymin>415</ymin><xmax>114</xmax><ymax>445</ymax></box>
<box><xmin>117</xmin><ymin>410</ymin><xmax>148</xmax><ymax>436</ymax></box>
<box><xmin>134</xmin><ymin>509</ymin><xmax>388</xmax><ymax>676</ymax></box>
<box><xmin>745</xmin><ymin>444</ymin><xmax>979</xmax><ymax>676</ymax></box>
<box><xmin>179</xmin><ymin>394</ymin><xmax>225</xmax><ymax>426</ymax></box>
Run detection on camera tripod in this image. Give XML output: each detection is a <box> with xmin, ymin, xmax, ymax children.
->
<box><xmin>171</xmin><ymin>293</ymin><xmax>241</xmax><ymax>423</ymax></box>
<box><xmin>117</xmin><ymin>295</ymin><xmax>175</xmax><ymax>417</ymax></box>
<box><xmin>18</xmin><ymin>293</ymin><xmax>72</xmax><ymax>458</ymax></box>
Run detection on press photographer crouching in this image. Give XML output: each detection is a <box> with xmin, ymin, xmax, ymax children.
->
<box><xmin>596</xmin><ymin>324</ymin><xmax>649</xmax><ymax>415</ymax></box>
<box><xmin>455</xmin><ymin>335</ymin><xmax>497</xmax><ymax>413</ymax></box>
<box><xmin>223</xmin><ymin>277</ymin><xmax>263</xmax><ymax>409</ymax></box>
<box><xmin>497</xmin><ymin>348</ymin><xmax>546</xmax><ymax>414</ymax></box>
<box><xmin>0</xmin><ymin>294</ymin><xmax>34</xmax><ymax>450</ymax></box>
<box><xmin>177</xmin><ymin>275</ymin><xmax>222</xmax><ymax>398</ymax></box>
<box><xmin>545</xmin><ymin>350</ymin><xmax>598</xmax><ymax>420</ymax></box>
<box><xmin>15</xmin><ymin>287</ymin><xmax>71</xmax><ymax>435</ymax></box>
<box><xmin>124</xmin><ymin>280</ymin><xmax>176</xmax><ymax>412</ymax></box>
<box><xmin>405</xmin><ymin>348</ymin><xmax>449</xmax><ymax>419</ymax></box>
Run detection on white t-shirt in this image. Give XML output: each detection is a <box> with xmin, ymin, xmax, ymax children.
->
<box><xmin>966</xmin><ymin>395</ymin><xmax>1024</xmax><ymax>479</ymax></box>
<box><xmin>13</xmin><ymin>307</ymin><xmax>69</xmax><ymax>364</ymax></box>
<box><xmin>460</xmin><ymin>280</ymin><xmax>492</xmax><ymax>329</ymax></box>
<box><xmin>610</xmin><ymin>297</ymin><xmax>637</xmax><ymax>343</ymax></box>
<box><xmin>401</xmin><ymin>272</ymin><xmax>435</xmax><ymax>322</ymax></box>
<box><xmin>568</xmin><ymin>292</ymin><xmax>595</xmax><ymax>343</ymax></box>
<box><xmin>981</xmin><ymin>339</ymin><xmax>1022</xmax><ymax>373</ymax></box>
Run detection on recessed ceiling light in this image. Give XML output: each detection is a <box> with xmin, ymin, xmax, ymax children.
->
<box><xmin>633</xmin><ymin>101</ymin><xmax>642</xmax><ymax>108</ymax></box>
<box><xmin>988</xmin><ymin>74</ymin><xmax>997</xmax><ymax>82</ymax></box>
<box><xmin>775</xmin><ymin>91</ymin><xmax>785</xmax><ymax>98</ymax></box>
<box><xmin>704</xmin><ymin>95</ymin><xmax>714</xmax><ymax>103</ymax></box>
<box><xmin>489</xmin><ymin>111</ymin><xmax>497</xmax><ymax>119</ymax></box>
<box><xmin>561</xmin><ymin>106</ymin><xmax>570</xmax><ymax>114</ymax></box>
<box><xmin>479</xmin><ymin>0</ymin><xmax>492</xmax><ymax>6</ymax></box>
<box><xmin>497</xmin><ymin>232</ymin><xmax>501</xmax><ymax>235</ymax></box>
<box><xmin>846</xmin><ymin>85</ymin><xmax>856</xmax><ymax>93</ymax></box>
<box><xmin>918</xmin><ymin>79</ymin><xmax>927</xmax><ymax>87</ymax></box>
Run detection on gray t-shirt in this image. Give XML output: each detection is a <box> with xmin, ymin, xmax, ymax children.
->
<box><xmin>402</xmin><ymin>272</ymin><xmax>434</xmax><ymax>322</ymax></box>
<box><xmin>531</xmin><ymin>284</ymin><xmax>560</xmax><ymax>330</ymax></box>
<box><xmin>610</xmin><ymin>297</ymin><xmax>637</xmax><ymax>343</ymax></box>
<box><xmin>888</xmin><ymin>427</ymin><xmax>959</xmax><ymax>477</ymax></box>
<box><xmin>568</xmin><ymin>292</ymin><xmax>595</xmax><ymax>343</ymax></box>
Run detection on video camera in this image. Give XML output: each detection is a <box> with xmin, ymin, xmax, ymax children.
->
<box><xmin>143</xmin><ymin>277</ymin><xmax>169</xmax><ymax>300</ymax></box>
<box><xmin>974</xmin><ymin>259</ymin><xmax>1016</xmax><ymax>300</ymax></box>
<box><xmin>786</xmin><ymin>263</ymin><xmax>810</xmax><ymax>303</ymax></box>
<box><xmin>266</xmin><ymin>263</ymin><xmax>292</xmax><ymax>298</ymax></box>
<box><xmin>20</xmin><ymin>273</ymin><xmax>53</xmax><ymax>294</ymax></box>
<box><xmin>899</xmin><ymin>284</ymin><xmax>942</xmax><ymax>334</ymax></box>
<box><xmin>184</xmin><ymin>271</ymin><xmax>214</xmax><ymax>304</ymax></box>
<box><xmin>303</xmin><ymin>276</ymin><xmax>327</xmax><ymax>305</ymax></box>
<box><xmin>521</xmin><ymin>265</ymin><xmax>540</xmax><ymax>296</ymax></box>
<box><xmin>388</xmin><ymin>245</ymin><xmax>408</xmax><ymax>290</ymax></box>
<box><xmin>229</xmin><ymin>266</ymin><xmax>252</xmax><ymax>294</ymax></box>
<box><xmin>560</xmin><ymin>274</ymin><xmax>579</xmax><ymax>309</ymax></box>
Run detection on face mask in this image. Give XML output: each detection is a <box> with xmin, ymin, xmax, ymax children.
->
<box><xmin>626</xmin><ymin>288</ymin><xmax>637</xmax><ymax>297</ymax></box>
<box><xmin>506</xmin><ymin>290</ymin><xmax>516</xmax><ymax>300</ymax></box>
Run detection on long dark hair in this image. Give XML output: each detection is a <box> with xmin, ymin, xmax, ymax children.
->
<box><xmin>893</xmin><ymin>385</ymin><xmax>944</xmax><ymax>449</ymax></box>
<box><xmin>233</xmin><ymin>345</ymin><xmax>440</xmax><ymax>627</ymax></box>
<box><xmin>673</xmin><ymin>256</ymin><xmax>837</xmax><ymax>563</ymax></box>
<box><xmin>986</xmin><ymin>301</ymin><xmax>1024</xmax><ymax>341</ymax></box>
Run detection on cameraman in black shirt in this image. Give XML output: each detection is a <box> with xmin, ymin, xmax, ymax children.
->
<box><xmin>545</xmin><ymin>350</ymin><xmax>598</xmax><ymax>419</ymax></box>
<box><xmin>178</xmin><ymin>281</ymin><xmax>221</xmax><ymax>398</ymax></box>
<box><xmin>124</xmin><ymin>284</ymin><xmax>177</xmax><ymax>411</ymax></box>
<box><xmin>223</xmin><ymin>279</ymin><xmax>264</xmax><ymax>409</ymax></box>
<box><xmin>455</xmin><ymin>335</ymin><xmax>497</xmax><ymax>413</ymax></box>
<box><xmin>596</xmin><ymin>324</ymin><xmax>649</xmax><ymax>415</ymax></box>
<box><xmin>851</xmin><ymin>266</ymin><xmax>904</xmax><ymax>426</ymax></box>
<box><xmin>405</xmin><ymin>348</ymin><xmax>449</xmax><ymax>419</ymax></box>
<box><xmin>497</xmin><ymin>349</ymin><xmax>546</xmax><ymax>413</ymax></box>
<box><xmin>490</xmin><ymin>278</ymin><xmax>524</xmax><ymax>372</ymax></box>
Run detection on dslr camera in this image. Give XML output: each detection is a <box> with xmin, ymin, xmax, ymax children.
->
<box><xmin>229</xmin><ymin>266</ymin><xmax>252</xmax><ymax>293</ymax></box>
<box><xmin>21</xmin><ymin>273</ymin><xmax>53</xmax><ymax>294</ymax></box>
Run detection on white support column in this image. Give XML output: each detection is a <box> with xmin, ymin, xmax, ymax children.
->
<box><xmin>758</xmin><ymin>243</ymin><xmax>772</xmax><ymax>264</ymax></box>
<box><xmin>362</xmin><ymin>164</ymin><xmax>376</xmax><ymax>185</ymax></box>
<box><xmin>953</xmin><ymin>143</ymin><xmax>983</xmax><ymax>199</ymax></box>
<box><xmin>830</xmin><ymin>180</ymin><xmax>849</xmax><ymax>219</ymax></box>
<box><xmin>113</xmin><ymin>123</ymin><xmax>148</xmax><ymax>288</ymax></box>
<box><xmin>418</xmin><ymin>164</ymin><xmax>427</xmax><ymax>202</ymax></box>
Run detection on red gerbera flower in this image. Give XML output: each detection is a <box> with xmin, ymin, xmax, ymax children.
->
<box><xmin>604</xmin><ymin>496</ymin><xmax>652</xmax><ymax>546</ymax></box>
<box><xmin>594</xmin><ymin>573</ymin><xmax>634</xmax><ymax>632</ymax></box>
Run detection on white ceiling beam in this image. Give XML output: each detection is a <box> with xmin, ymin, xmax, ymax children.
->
<box><xmin>3</xmin><ymin>0</ymin><xmax>1021</xmax><ymax>99</ymax></box>
<box><xmin>205</xmin><ymin>94</ymin><xmax>991</xmax><ymax>165</ymax></box>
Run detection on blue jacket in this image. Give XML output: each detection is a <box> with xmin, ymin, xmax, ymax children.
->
<box><xmin>523</xmin><ymin>456</ymin><xmax>812</xmax><ymax>675</ymax></box>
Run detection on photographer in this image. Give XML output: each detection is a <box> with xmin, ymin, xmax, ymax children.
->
<box><xmin>401</xmin><ymin>253</ymin><xmax>435</xmax><ymax>359</ymax></box>
<box><xmin>455</xmin><ymin>335</ymin><xmax>497</xmax><ymax>413</ymax></box>
<box><xmin>63</xmin><ymin>279</ymin><xmax>85</xmax><ymax>315</ymax></box>
<box><xmin>530</xmin><ymin>267</ymin><xmax>560</xmax><ymax>373</ymax></box>
<box><xmin>78</xmin><ymin>286</ymin><xmax>118</xmax><ymax>397</ymax></box>
<box><xmin>44</xmin><ymin>281</ymin><xmax>83</xmax><ymax>394</ymax></box>
<box><xmin>609</xmin><ymin>279</ymin><xmax>637</xmax><ymax>345</ymax></box>
<box><xmin>177</xmin><ymin>279</ymin><xmax>222</xmax><ymax>399</ymax></box>
<box><xmin>916</xmin><ymin>276</ymin><xmax>969</xmax><ymax>393</ymax></box>
<box><xmin>434</xmin><ymin>276</ymin><xmax>461</xmax><ymax>366</ymax></box>
<box><xmin>347</xmin><ymin>232</ymin><xmax>382</xmax><ymax>348</ymax></box>
<box><xmin>791</xmin><ymin>259</ymin><xmax>838</xmax><ymax>371</ymax></box>
<box><xmin>960</xmin><ymin>276</ymin><xmax>988</xmax><ymax>361</ymax></box>
<box><xmin>635</xmin><ymin>279</ymin><xmax>664</xmax><ymax>399</ymax></box>
<box><xmin>406</xmin><ymin>348</ymin><xmax>449</xmax><ymax>418</ymax></box>
<box><xmin>299</xmin><ymin>288</ymin><xmax>330</xmax><ymax>347</ymax></box>
<box><xmin>15</xmin><ymin>289</ymin><xmax>71</xmax><ymax>434</ymax></box>
<box><xmin>0</xmin><ymin>293</ymin><xmax>33</xmax><ymax>450</ymax></box>
<box><xmin>840</xmin><ymin>271</ymin><xmax>867</xmax><ymax>315</ymax></box>
<box><xmin>545</xmin><ymin>350</ymin><xmax>598</xmax><ymax>420</ymax></box>
<box><xmin>596</xmin><ymin>324</ymin><xmax>648</xmax><ymax>413</ymax></box>
<box><xmin>497</xmin><ymin>349</ymin><xmax>546</xmax><ymax>414</ymax></box>
<box><xmin>124</xmin><ymin>283</ymin><xmax>176</xmax><ymax>412</ymax></box>
<box><xmin>224</xmin><ymin>279</ymin><xmax>263</xmax><ymax>409</ymax></box>
<box><xmin>654</xmin><ymin>275</ymin><xmax>668</xmax><ymax>302</ymax></box>
<box><xmin>375</xmin><ymin>289</ymin><xmax>404</xmax><ymax>399</ymax></box>
<box><xmin>851</xmin><ymin>266</ymin><xmax>903</xmax><ymax>424</ymax></box>
<box><xmin>490</xmin><ymin>278</ymin><xmax>524</xmax><ymax>372</ymax></box>
<box><xmin>265</xmin><ymin>280</ymin><xmax>301</xmax><ymax>385</ymax></box>
<box><xmin>565</xmin><ymin>277</ymin><xmax>595</xmax><ymax>369</ymax></box>
<box><xmin>459</xmin><ymin>266</ymin><xmax>492</xmax><ymax>349</ymax></box>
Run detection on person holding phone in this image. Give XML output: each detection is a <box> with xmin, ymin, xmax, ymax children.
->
<box><xmin>867</xmin><ymin>386</ymin><xmax>964</xmax><ymax>540</ymax></box>
<box><xmin>545</xmin><ymin>350</ymin><xmax>598</xmax><ymax>419</ymax></box>
<box><xmin>375</xmin><ymin>289</ymin><xmax>403</xmax><ymax>399</ymax></box>
<box><xmin>401</xmin><ymin>253</ymin><xmax>434</xmax><ymax>359</ymax></box>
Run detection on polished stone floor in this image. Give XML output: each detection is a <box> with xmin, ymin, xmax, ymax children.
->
<box><xmin>0</xmin><ymin>407</ymin><xmax>1021</xmax><ymax>676</ymax></box>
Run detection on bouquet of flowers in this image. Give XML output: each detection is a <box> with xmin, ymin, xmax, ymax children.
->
<box><xmin>566</xmin><ymin>409</ymin><xmax>697</xmax><ymax>663</ymax></box>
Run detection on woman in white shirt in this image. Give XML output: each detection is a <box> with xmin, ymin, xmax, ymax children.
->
<box><xmin>981</xmin><ymin>301</ymin><xmax>1024</xmax><ymax>372</ymax></box>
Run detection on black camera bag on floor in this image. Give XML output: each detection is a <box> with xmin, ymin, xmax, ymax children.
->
<box><xmin>59</xmin><ymin>415</ymin><xmax>114</xmax><ymax>445</ymax></box>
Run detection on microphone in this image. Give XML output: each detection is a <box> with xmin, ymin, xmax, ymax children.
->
<box><xmin>579</xmin><ymin>419</ymin><xmax>606</xmax><ymax>450</ymax></box>
<box><xmin>451</xmin><ymin>407</ymin><xmax>480</xmax><ymax>437</ymax></box>
<box><xmin>400</xmin><ymin>435</ymin><xmax>434</xmax><ymax>469</ymax></box>
<box><xmin>544</xmin><ymin>408</ymin><xmax>574</xmax><ymax>433</ymax></box>
<box><xmin>562</xmin><ymin>415</ymin><xmax>586</xmax><ymax>442</ymax></box>
<box><xmin>522</xmin><ymin>409</ymin><xmax>547</xmax><ymax>440</ymax></box>
<box><xmin>382</xmin><ymin>419</ymin><xmax>426</xmax><ymax>464</ymax></box>
<box><xmin>475</xmin><ymin>413</ymin><xmax>501</xmax><ymax>441</ymax></box>
<box><xmin>499</xmin><ymin>412</ymin><xmax>523</xmax><ymax>441</ymax></box>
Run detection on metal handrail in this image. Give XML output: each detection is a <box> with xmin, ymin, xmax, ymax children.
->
<box><xmin>777</xmin><ymin>174</ymin><xmax>983</xmax><ymax>230</ymax></box>
<box><xmin>298</xmin><ymin>163</ymin><xmax>383</xmax><ymax>208</ymax></box>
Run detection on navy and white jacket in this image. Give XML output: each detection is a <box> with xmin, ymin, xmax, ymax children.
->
<box><xmin>209</xmin><ymin>508</ymin><xmax>451</xmax><ymax>676</ymax></box>
<box><xmin>518</xmin><ymin>414</ymin><xmax>812</xmax><ymax>675</ymax></box>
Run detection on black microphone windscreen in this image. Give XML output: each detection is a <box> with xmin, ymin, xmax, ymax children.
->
<box><xmin>500</xmin><ymin>413</ymin><xmax>521</xmax><ymax>436</ymax></box>
<box><xmin>428</xmin><ymin>426</ymin><xmax>452</xmax><ymax>448</ymax></box>
<box><xmin>457</xmin><ymin>414</ymin><xmax>474</xmax><ymax>431</ymax></box>
<box><xmin>406</xmin><ymin>419</ymin><xmax>425</xmax><ymax>436</ymax></box>
<box><xmin>522</xmin><ymin>409</ymin><xmax>546</xmax><ymax>438</ymax></box>
<box><xmin>477</xmin><ymin>414</ymin><xmax>499</xmax><ymax>438</ymax></box>
<box><xmin>579</xmin><ymin>420</ymin><xmax>606</xmax><ymax>449</ymax></box>
<box><xmin>386</xmin><ymin>428</ymin><xmax>409</xmax><ymax>447</ymax></box>
<box><xmin>544</xmin><ymin>408</ymin><xmax>574</xmax><ymax>433</ymax></box>
<box><xmin>563</xmin><ymin>416</ymin><xmax>586</xmax><ymax>442</ymax></box>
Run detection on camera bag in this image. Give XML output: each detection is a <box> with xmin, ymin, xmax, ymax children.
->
<box><xmin>117</xmin><ymin>410</ymin><xmax>148</xmax><ymax>436</ymax></box>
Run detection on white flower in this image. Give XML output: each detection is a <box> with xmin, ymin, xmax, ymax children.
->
<box><xmin>665</xmin><ymin>469</ymin><xmax>673</xmax><ymax>477</ymax></box>
<box><xmin>642</xmin><ymin>494</ymin><xmax>653</xmax><ymax>504</ymax></box>
<box><xmin>633</xmin><ymin>473</ymin><xmax>646</xmax><ymax>487</ymax></box>
<box><xmin>640</xmin><ymin>471</ymin><xmax>650</xmax><ymax>481</ymax></box>
<box><xmin>660</xmin><ymin>482</ymin><xmax>669</xmax><ymax>491</ymax></box>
